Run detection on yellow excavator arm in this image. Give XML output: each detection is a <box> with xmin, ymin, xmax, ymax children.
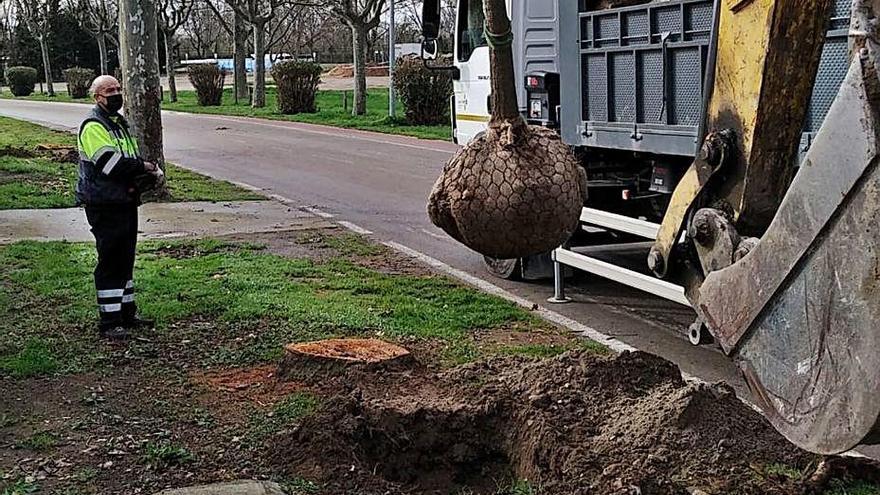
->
<box><xmin>652</xmin><ymin>0</ymin><xmax>880</xmax><ymax>454</ymax></box>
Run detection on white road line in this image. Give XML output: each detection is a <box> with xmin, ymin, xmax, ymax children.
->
<box><xmin>382</xmin><ymin>240</ymin><xmax>637</xmax><ymax>354</ymax></box>
<box><xmin>228</xmin><ymin>180</ymin><xmax>265</xmax><ymax>193</ymax></box>
<box><xmin>268</xmin><ymin>193</ymin><xmax>297</xmax><ymax>204</ymax></box>
<box><xmin>338</xmin><ymin>221</ymin><xmax>373</xmax><ymax>235</ymax></box>
<box><xmin>420</xmin><ymin>228</ymin><xmax>454</xmax><ymax>242</ymax></box>
<box><xmin>300</xmin><ymin>206</ymin><xmax>335</xmax><ymax>219</ymax></box>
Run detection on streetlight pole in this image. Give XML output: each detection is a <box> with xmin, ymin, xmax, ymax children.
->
<box><xmin>388</xmin><ymin>0</ymin><xmax>396</xmax><ymax>118</ymax></box>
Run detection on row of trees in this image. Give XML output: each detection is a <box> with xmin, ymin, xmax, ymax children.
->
<box><xmin>1</xmin><ymin>0</ymin><xmax>455</xmax><ymax>112</ymax></box>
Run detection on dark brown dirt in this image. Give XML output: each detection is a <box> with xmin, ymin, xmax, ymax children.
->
<box><xmin>270</xmin><ymin>351</ymin><xmax>860</xmax><ymax>495</ymax></box>
<box><xmin>34</xmin><ymin>144</ymin><xmax>78</xmax><ymax>163</ymax></box>
<box><xmin>0</xmin><ymin>145</ymin><xmax>37</xmax><ymax>158</ymax></box>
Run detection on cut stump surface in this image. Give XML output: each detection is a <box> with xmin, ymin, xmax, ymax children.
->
<box><xmin>278</xmin><ymin>338</ymin><xmax>414</xmax><ymax>383</ymax></box>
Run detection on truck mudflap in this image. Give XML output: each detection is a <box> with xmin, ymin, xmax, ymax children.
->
<box><xmin>689</xmin><ymin>0</ymin><xmax>880</xmax><ymax>454</ymax></box>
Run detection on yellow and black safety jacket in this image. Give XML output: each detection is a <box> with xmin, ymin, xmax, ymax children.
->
<box><xmin>76</xmin><ymin>106</ymin><xmax>146</xmax><ymax>205</ymax></box>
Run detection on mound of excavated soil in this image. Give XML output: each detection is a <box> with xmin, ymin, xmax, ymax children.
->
<box><xmin>269</xmin><ymin>351</ymin><xmax>826</xmax><ymax>495</ymax></box>
<box><xmin>325</xmin><ymin>64</ymin><xmax>390</xmax><ymax>78</ymax></box>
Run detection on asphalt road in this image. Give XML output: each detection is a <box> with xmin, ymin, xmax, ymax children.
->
<box><xmin>0</xmin><ymin>99</ymin><xmax>741</xmax><ymax>387</ymax></box>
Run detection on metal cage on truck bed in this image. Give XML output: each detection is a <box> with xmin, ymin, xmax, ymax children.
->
<box><xmin>557</xmin><ymin>0</ymin><xmax>853</xmax><ymax>158</ymax></box>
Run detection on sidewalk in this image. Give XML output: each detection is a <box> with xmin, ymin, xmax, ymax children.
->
<box><xmin>0</xmin><ymin>200</ymin><xmax>333</xmax><ymax>244</ymax></box>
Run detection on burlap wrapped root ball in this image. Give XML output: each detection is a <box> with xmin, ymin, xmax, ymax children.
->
<box><xmin>428</xmin><ymin>122</ymin><xmax>587</xmax><ymax>259</ymax></box>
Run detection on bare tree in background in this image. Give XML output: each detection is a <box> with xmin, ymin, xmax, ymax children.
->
<box><xmin>71</xmin><ymin>0</ymin><xmax>117</xmax><ymax>75</ymax></box>
<box><xmin>324</xmin><ymin>0</ymin><xmax>386</xmax><ymax>115</ymax></box>
<box><xmin>264</xmin><ymin>2</ymin><xmax>306</xmax><ymax>60</ymax></box>
<box><xmin>158</xmin><ymin>0</ymin><xmax>195</xmax><ymax>102</ymax></box>
<box><xmin>224</xmin><ymin>0</ymin><xmax>289</xmax><ymax>108</ymax></box>
<box><xmin>119</xmin><ymin>0</ymin><xmax>167</xmax><ymax>196</ymax></box>
<box><xmin>16</xmin><ymin>0</ymin><xmax>57</xmax><ymax>96</ymax></box>
<box><xmin>184</xmin><ymin>1</ymin><xmax>228</xmax><ymax>58</ymax></box>
<box><xmin>277</xmin><ymin>4</ymin><xmax>325</xmax><ymax>60</ymax></box>
<box><xmin>0</xmin><ymin>1</ymin><xmax>14</xmax><ymax>69</ymax></box>
<box><xmin>202</xmin><ymin>0</ymin><xmax>249</xmax><ymax>101</ymax></box>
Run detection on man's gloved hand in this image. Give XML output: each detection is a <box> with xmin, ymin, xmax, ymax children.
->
<box><xmin>134</xmin><ymin>161</ymin><xmax>165</xmax><ymax>193</ymax></box>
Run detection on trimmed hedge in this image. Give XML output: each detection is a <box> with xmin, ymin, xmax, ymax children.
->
<box><xmin>271</xmin><ymin>61</ymin><xmax>322</xmax><ymax>114</ymax></box>
<box><xmin>187</xmin><ymin>64</ymin><xmax>225</xmax><ymax>106</ymax></box>
<box><xmin>64</xmin><ymin>67</ymin><xmax>96</xmax><ymax>99</ymax></box>
<box><xmin>392</xmin><ymin>55</ymin><xmax>453</xmax><ymax>125</ymax></box>
<box><xmin>5</xmin><ymin>66</ymin><xmax>38</xmax><ymax>97</ymax></box>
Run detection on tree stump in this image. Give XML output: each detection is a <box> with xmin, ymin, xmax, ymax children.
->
<box><xmin>277</xmin><ymin>338</ymin><xmax>414</xmax><ymax>383</ymax></box>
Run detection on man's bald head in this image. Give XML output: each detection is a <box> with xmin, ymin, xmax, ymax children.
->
<box><xmin>90</xmin><ymin>75</ymin><xmax>123</xmax><ymax>113</ymax></box>
<box><xmin>90</xmin><ymin>75</ymin><xmax>121</xmax><ymax>97</ymax></box>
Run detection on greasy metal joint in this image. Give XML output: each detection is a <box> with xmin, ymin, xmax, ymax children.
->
<box><xmin>700</xmin><ymin>129</ymin><xmax>735</xmax><ymax>168</ymax></box>
<box><xmin>689</xmin><ymin>212</ymin><xmax>715</xmax><ymax>246</ymax></box>
<box><xmin>647</xmin><ymin>248</ymin><xmax>665</xmax><ymax>275</ymax></box>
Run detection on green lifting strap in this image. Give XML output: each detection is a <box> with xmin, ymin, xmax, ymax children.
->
<box><xmin>483</xmin><ymin>21</ymin><xmax>513</xmax><ymax>49</ymax></box>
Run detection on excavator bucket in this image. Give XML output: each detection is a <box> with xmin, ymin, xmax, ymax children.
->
<box><xmin>693</xmin><ymin>0</ymin><xmax>880</xmax><ymax>454</ymax></box>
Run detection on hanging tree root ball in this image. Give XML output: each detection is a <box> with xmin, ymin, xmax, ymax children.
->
<box><xmin>428</xmin><ymin>121</ymin><xmax>587</xmax><ymax>259</ymax></box>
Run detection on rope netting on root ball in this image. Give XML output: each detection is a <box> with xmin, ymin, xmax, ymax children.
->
<box><xmin>427</xmin><ymin>0</ymin><xmax>586</xmax><ymax>259</ymax></box>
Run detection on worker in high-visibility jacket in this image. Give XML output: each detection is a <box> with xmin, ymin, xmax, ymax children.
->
<box><xmin>76</xmin><ymin>75</ymin><xmax>164</xmax><ymax>339</ymax></box>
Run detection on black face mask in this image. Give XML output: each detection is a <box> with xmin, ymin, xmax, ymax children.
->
<box><xmin>103</xmin><ymin>94</ymin><xmax>123</xmax><ymax>114</ymax></box>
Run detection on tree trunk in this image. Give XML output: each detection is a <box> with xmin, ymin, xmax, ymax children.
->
<box><xmin>38</xmin><ymin>36</ymin><xmax>54</xmax><ymax>97</ymax></box>
<box><xmin>252</xmin><ymin>20</ymin><xmax>266</xmax><ymax>108</ymax></box>
<box><xmin>351</xmin><ymin>23</ymin><xmax>367</xmax><ymax>116</ymax></box>
<box><xmin>97</xmin><ymin>34</ymin><xmax>109</xmax><ymax>75</ymax></box>
<box><xmin>484</xmin><ymin>0</ymin><xmax>519</xmax><ymax>124</ymax></box>
<box><xmin>163</xmin><ymin>32</ymin><xmax>177</xmax><ymax>102</ymax></box>
<box><xmin>233</xmin><ymin>12</ymin><xmax>249</xmax><ymax>102</ymax></box>
<box><xmin>119</xmin><ymin>0</ymin><xmax>167</xmax><ymax>197</ymax></box>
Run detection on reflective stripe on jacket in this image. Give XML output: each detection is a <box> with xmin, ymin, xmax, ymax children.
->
<box><xmin>75</xmin><ymin>106</ymin><xmax>145</xmax><ymax>206</ymax></box>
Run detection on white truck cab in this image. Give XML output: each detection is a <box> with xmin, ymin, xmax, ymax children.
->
<box><xmin>449</xmin><ymin>0</ymin><xmax>559</xmax><ymax>144</ymax></box>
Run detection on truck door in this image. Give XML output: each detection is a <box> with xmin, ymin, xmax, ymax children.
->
<box><xmin>454</xmin><ymin>0</ymin><xmax>492</xmax><ymax>143</ymax></box>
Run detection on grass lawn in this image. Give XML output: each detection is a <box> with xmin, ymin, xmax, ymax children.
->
<box><xmin>0</xmin><ymin>86</ymin><xmax>453</xmax><ymax>141</ymax></box>
<box><xmin>0</xmin><ymin>116</ymin><xmax>263</xmax><ymax>209</ymax></box>
<box><xmin>0</xmin><ymin>234</ymin><xmax>589</xmax><ymax>377</ymax></box>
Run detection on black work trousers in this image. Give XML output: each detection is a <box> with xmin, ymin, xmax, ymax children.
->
<box><xmin>84</xmin><ymin>204</ymin><xmax>139</xmax><ymax>329</ymax></box>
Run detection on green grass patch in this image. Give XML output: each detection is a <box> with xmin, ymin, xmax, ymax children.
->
<box><xmin>318</xmin><ymin>232</ymin><xmax>383</xmax><ymax>257</ymax></box>
<box><xmin>282</xmin><ymin>478</ymin><xmax>321</xmax><ymax>494</ymax></box>
<box><xmin>0</xmin><ymin>479</ymin><xmax>39</xmax><ymax>495</ymax></box>
<box><xmin>142</xmin><ymin>441</ymin><xmax>194</xmax><ymax>470</ymax></box>
<box><xmin>16</xmin><ymin>431</ymin><xmax>57</xmax><ymax>451</ymax></box>
<box><xmin>0</xmin><ymin>238</ymin><xmax>548</xmax><ymax>375</ymax></box>
<box><xmin>0</xmin><ymin>338</ymin><xmax>59</xmax><ymax>378</ymax></box>
<box><xmin>1</xmin><ymin>87</ymin><xmax>452</xmax><ymax>141</ymax></box>
<box><xmin>248</xmin><ymin>392</ymin><xmax>319</xmax><ymax>441</ymax></box>
<box><xmin>0</xmin><ymin>116</ymin><xmax>262</xmax><ymax>209</ymax></box>
<box><xmin>826</xmin><ymin>480</ymin><xmax>880</xmax><ymax>495</ymax></box>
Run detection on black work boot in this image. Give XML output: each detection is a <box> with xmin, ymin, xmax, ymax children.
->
<box><xmin>123</xmin><ymin>315</ymin><xmax>154</xmax><ymax>329</ymax></box>
<box><xmin>100</xmin><ymin>325</ymin><xmax>130</xmax><ymax>340</ymax></box>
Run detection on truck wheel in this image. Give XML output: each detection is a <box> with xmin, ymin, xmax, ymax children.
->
<box><xmin>483</xmin><ymin>256</ymin><xmax>520</xmax><ymax>280</ymax></box>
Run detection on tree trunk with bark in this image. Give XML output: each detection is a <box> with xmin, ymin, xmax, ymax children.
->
<box><xmin>233</xmin><ymin>11</ymin><xmax>249</xmax><ymax>102</ymax></box>
<box><xmin>119</xmin><ymin>0</ymin><xmax>168</xmax><ymax>197</ymax></box>
<box><xmin>426</xmin><ymin>0</ymin><xmax>587</xmax><ymax>259</ymax></box>
<box><xmin>252</xmin><ymin>19</ymin><xmax>266</xmax><ymax>108</ymax></box>
<box><xmin>163</xmin><ymin>32</ymin><xmax>178</xmax><ymax>102</ymax></box>
<box><xmin>97</xmin><ymin>35</ymin><xmax>109</xmax><ymax>75</ymax></box>
<box><xmin>351</xmin><ymin>22</ymin><xmax>367</xmax><ymax>115</ymax></box>
<box><xmin>38</xmin><ymin>36</ymin><xmax>54</xmax><ymax>96</ymax></box>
